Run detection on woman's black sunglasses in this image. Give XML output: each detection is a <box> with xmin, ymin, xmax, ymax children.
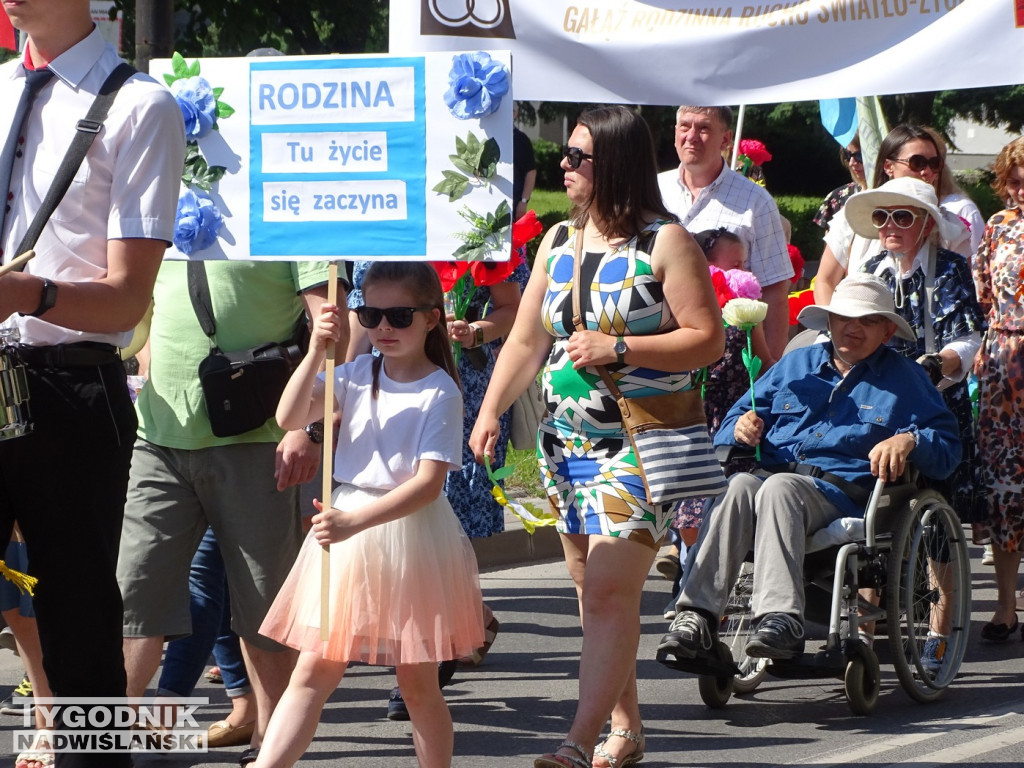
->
<box><xmin>355</xmin><ymin>305</ymin><xmax>434</xmax><ymax>329</ymax></box>
<box><xmin>891</xmin><ymin>154</ymin><xmax>943</xmax><ymax>173</ymax></box>
<box><xmin>561</xmin><ymin>146</ymin><xmax>593</xmax><ymax>170</ymax></box>
<box><xmin>843</xmin><ymin>149</ymin><xmax>863</xmax><ymax>164</ymax></box>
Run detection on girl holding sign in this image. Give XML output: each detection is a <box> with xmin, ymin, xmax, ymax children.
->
<box><xmin>256</xmin><ymin>261</ymin><xmax>484</xmax><ymax>768</ymax></box>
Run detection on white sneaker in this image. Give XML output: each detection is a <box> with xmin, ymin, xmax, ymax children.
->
<box><xmin>982</xmin><ymin>544</ymin><xmax>994</xmax><ymax>566</ymax></box>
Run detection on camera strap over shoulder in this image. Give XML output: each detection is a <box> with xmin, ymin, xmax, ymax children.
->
<box><xmin>12</xmin><ymin>63</ymin><xmax>136</xmax><ymax>265</ymax></box>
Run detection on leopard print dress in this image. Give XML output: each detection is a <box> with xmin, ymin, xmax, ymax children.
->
<box><xmin>973</xmin><ymin>207</ymin><xmax>1024</xmax><ymax>548</ymax></box>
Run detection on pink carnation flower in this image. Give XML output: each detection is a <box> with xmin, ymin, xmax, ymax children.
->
<box><xmin>724</xmin><ymin>269</ymin><xmax>762</xmax><ymax>300</ymax></box>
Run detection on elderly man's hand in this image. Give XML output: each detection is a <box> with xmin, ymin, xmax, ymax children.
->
<box><xmin>734</xmin><ymin>410</ymin><xmax>764</xmax><ymax>447</ymax></box>
<box><xmin>868</xmin><ymin>433</ymin><xmax>917</xmax><ymax>483</ymax></box>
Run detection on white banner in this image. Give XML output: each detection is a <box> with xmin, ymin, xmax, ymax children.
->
<box><xmin>391</xmin><ymin>0</ymin><xmax>1024</xmax><ymax>105</ymax></box>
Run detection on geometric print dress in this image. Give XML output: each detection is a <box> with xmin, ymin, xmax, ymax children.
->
<box><xmin>538</xmin><ymin>220</ymin><xmax>694</xmax><ymax>550</ymax></box>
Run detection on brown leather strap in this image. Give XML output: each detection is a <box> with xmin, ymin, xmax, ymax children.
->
<box><xmin>569</xmin><ymin>226</ymin><xmax>626</xmax><ymax>401</ymax></box>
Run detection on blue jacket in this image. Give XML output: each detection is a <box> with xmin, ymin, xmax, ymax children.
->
<box><xmin>715</xmin><ymin>342</ymin><xmax>961</xmax><ymax>517</ymax></box>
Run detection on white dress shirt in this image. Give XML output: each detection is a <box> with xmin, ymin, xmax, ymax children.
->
<box><xmin>658</xmin><ymin>162</ymin><xmax>794</xmax><ymax>288</ymax></box>
<box><xmin>0</xmin><ymin>26</ymin><xmax>185</xmax><ymax>346</ymax></box>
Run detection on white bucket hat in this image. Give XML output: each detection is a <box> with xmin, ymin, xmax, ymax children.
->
<box><xmin>844</xmin><ymin>176</ymin><xmax>962</xmax><ymax>244</ymax></box>
<box><xmin>797</xmin><ymin>273</ymin><xmax>916</xmax><ymax>341</ymax></box>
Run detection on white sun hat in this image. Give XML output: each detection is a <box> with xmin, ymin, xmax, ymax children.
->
<box><xmin>844</xmin><ymin>176</ymin><xmax>963</xmax><ymax>244</ymax></box>
<box><xmin>797</xmin><ymin>273</ymin><xmax>916</xmax><ymax>341</ymax></box>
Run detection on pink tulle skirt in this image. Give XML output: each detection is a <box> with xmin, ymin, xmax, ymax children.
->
<box><xmin>259</xmin><ymin>484</ymin><xmax>485</xmax><ymax>665</ymax></box>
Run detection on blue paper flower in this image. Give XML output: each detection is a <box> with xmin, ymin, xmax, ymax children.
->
<box><xmin>170</xmin><ymin>76</ymin><xmax>218</xmax><ymax>140</ymax></box>
<box><xmin>443</xmin><ymin>52</ymin><xmax>509</xmax><ymax>120</ymax></box>
<box><xmin>173</xmin><ymin>189</ymin><xmax>223</xmax><ymax>255</ymax></box>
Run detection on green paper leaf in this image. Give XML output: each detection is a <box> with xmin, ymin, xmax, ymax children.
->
<box><xmin>450</xmin><ymin>156</ymin><xmax>476</xmax><ymax>176</ymax></box>
<box><xmin>212</xmin><ymin>87</ymin><xmax>224</xmax><ymax>98</ymax></box>
<box><xmin>163</xmin><ymin>73</ymin><xmax>177</xmax><ymax>87</ymax></box>
<box><xmin>741</xmin><ymin>347</ymin><xmax>752</xmax><ymax>368</ymax></box>
<box><xmin>432</xmin><ymin>170</ymin><xmax>470</xmax><ymax>202</ymax></box>
<box><xmin>186</xmin><ymin>59</ymin><xmax>201</xmax><ymax>78</ymax></box>
<box><xmin>492</xmin><ymin>466</ymin><xmax>513</xmax><ymax>481</ymax></box>
<box><xmin>749</xmin><ymin>355</ymin><xmax>763</xmax><ymax>379</ymax></box>
<box><xmin>216</xmin><ymin>102</ymin><xmax>235</xmax><ymax>119</ymax></box>
<box><xmin>170</xmin><ymin>52</ymin><xmax>188</xmax><ymax>79</ymax></box>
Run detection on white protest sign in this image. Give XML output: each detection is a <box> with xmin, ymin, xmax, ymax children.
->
<box><xmin>152</xmin><ymin>52</ymin><xmax>513</xmax><ymax>261</ymax></box>
<box><xmin>390</xmin><ymin>0</ymin><xmax>1024</xmax><ymax>106</ymax></box>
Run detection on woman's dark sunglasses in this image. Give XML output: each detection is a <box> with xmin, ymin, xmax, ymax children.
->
<box><xmin>561</xmin><ymin>146</ymin><xmax>594</xmax><ymax>170</ymax></box>
<box><xmin>891</xmin><ymin>154</ymin><xmax>943</xmax><ymax>173</ymax></box>
<box><xmin>355</xmin><ymin>305</ymin><xmax>434</xmax><ymax>329</ymax></box>
<box><xmin>843</xmin><ymin>149</ymin><xmax>863</xmax><ymax>164</ymax></box>
<box><xmin>870</xmin><ymin>208</ymin><xmax>921</xmax><ymax>229</ymax></box>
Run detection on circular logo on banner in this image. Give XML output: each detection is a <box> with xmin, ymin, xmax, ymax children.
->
<box><xmin>421</xmin><ymin>0</ymin><xmax>517</xmax><ymax>38</ymax></box>
<box><xmin>428</xmin><ymin>0</ymin><xmax>504</xmax><ymax>28</ymax></box>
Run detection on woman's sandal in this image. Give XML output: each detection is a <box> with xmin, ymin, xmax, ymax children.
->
<box><xmin>459</xmin><ymin>615</ymin><xmax>500</xmax><ymax>667</ymax></box>
<box><xmin>535</xmin><ymin>739</ymin><xmax>592</xmax><ymax>768</ymax></box>
<box><xmin>593</xmin><ymin>726</ymin><xmax>645</xmax><ymax>768</ymax></box>
<box><xmin>16</xmin><ymin>730</ymin><xmax>54</xmax><ymax>768</ymax></box>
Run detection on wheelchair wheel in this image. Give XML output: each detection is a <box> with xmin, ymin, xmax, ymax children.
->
<box><xmin>885</xmin><ymin>490</ymin><xmax>971</xmax><ymax>703</ymax></box>
<box><xmin>720</xmin><ymin>564</ymin><xmax>767</xmax><ymax>694</ymax></box>
<box><xmin>844</xmin><ymin>645</ymin><xmax>881</xmax><ymax>715</ymax></box>
<box><xmin>697</xmin><ymin>642</ymin><xmax>735</xmax><ymax>708</ymax></box>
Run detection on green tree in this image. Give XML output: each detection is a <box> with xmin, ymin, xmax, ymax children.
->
<box><xmin>113</xmin><ymin>0</ymin><xmax>388</xmax><ymax>60</ymax></box>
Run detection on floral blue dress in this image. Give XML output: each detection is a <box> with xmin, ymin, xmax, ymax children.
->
<box><xmin>446</xmin><ymin>261</ymin><xmax>532</xmax><ymax>538</ymax></box>
<box><xmin>861</xmin><ymin>247</ymin><xmax>986</xmax><ymax>521</ymax></box>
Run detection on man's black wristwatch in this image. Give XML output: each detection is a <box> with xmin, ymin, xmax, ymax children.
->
<box><xmin>304</xmin><ymin>420</ymin><xmax>324</xmax><ymax>444</ymax></box>
<box><xmin>23</xmin><ymin>278</ymin><xmax>57</xmax><ymax>318</ymax></box>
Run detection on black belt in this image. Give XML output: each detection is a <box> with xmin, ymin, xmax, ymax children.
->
<box><xmin>17</xmin><ymin>342</ymin><xmax>120</xmax><ymax>368</ymax></box>
<box><xmin>757</xmin><ymin>462</ymin><xmax>871</xmax><ymax>507</ymax></box>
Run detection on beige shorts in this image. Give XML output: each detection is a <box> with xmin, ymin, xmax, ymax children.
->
<box><xmin>118</xmin><ymin>439</ymin><xmax>302</xmax><ymax>651</ymax></box>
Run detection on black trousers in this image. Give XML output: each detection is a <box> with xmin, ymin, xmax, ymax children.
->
<box><xmin>0</xmin><ymin>355</ymin><xmax>135</xmax><ymax>768</ymax></box>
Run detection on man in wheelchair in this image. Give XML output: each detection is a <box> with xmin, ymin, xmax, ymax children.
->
<box><xmin>658</xmin><ymin>274</ymin><xmax>961</xmax><ymax>662</ymax></box>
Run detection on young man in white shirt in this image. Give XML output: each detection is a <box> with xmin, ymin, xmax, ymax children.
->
<box><xmin>0</xmin><ymin>2</ymin><xmax>184</xmax><ymax>764</ymax></box>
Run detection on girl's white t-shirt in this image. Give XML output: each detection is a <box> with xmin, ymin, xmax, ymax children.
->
<box><xmin>324</xmin><ymin>355</ymin><xmax>463</xmax><ymax>490</ymax></box>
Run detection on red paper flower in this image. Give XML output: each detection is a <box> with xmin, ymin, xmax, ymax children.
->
<box><xmin>512</xmin><ymin>210</ymin><xmax>543</xmax><ymax>251</ymax></box>
<box><xmin>788</xmin><ymin>243</ymin><xmax>805</xmax><ymax>286</ymax></box>
<box><xmin>709</xmin><ymin>265</ymin><xmax>735</xmax><ymax>309</ymax></box>
<box><xmin>739</xmin><ymin>139</ymin><xmax>772</xmax><ymax>166</ymax></box>
<box><xmin>788</xmin><ymin>288</ymin><xmax>815</xmax><ymax>326</ymax></box>
<box><xmin>470</xmin><ymin>249</ymin><xmax>523</xmax><ymax>287</ymax></box>
<box><xmin>431</xmin><ymin>261</ymin><xmax>470</xmax><ymax>292</ymax></box>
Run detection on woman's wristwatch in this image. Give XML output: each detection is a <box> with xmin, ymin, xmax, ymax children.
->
<box><xmin>468</xmin><ymin>323</ymin><xmax>485</xmax><ymax>347</ymax></box>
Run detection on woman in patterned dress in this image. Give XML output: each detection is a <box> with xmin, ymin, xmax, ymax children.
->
<box><xmin>973</xmin><ymin>136</ymin><xmax>1024</xmax><ymax>643</ymax></box>
<box><xmin>471</xmin><ymin>106</ymin><xmax>724</xmax><ymax>768</ymax></box>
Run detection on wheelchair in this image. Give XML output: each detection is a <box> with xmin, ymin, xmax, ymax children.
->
<box><xmin>656</xmin><ymin>470</ymin><xmax>972</xmax><ymax>716</ymax></box>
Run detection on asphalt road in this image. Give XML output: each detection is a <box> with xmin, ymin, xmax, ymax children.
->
<box><xmin>1</xmin><ymin>542</ymin><xmax>1023</xmax><ymax>767</ymax></box>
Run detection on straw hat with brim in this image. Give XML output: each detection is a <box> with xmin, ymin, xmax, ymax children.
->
<box><xmin>844</xmin><ymin>176</ymin><xmax>963</xmax><ymax>244</ymax></box>
<box><xmin>797</xmin><ymin>273</ymin><xmax>916</xmax><ymax>341</ymax></box>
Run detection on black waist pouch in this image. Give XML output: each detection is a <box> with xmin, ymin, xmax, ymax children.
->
<box><xmin>198</xmin><ymin>342</ymin><xmax>299</xmax><ymax>437</ymax></box>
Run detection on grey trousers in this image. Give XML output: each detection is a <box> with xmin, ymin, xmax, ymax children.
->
<box><xmin>677</xmin><ymin>472</ymin><xmax>844</xmax><ymax>620</ymax></box>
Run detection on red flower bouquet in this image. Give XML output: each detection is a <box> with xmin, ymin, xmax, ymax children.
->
<box><xmin>432</xmin><ymin>211</ymin><xmax>543</xmax><ymax>360</ymax></box>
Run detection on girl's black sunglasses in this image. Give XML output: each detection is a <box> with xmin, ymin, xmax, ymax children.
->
<box><xmin>355</xmin><ymin>305</ymin><xmax>434</xmax><ymax>329</ymax></box>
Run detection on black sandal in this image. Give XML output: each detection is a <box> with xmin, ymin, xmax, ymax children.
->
<box><xmin>981</xmin><ymin>617</ymin><xmax>1019</xmax><ymax>643</ymax></box>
